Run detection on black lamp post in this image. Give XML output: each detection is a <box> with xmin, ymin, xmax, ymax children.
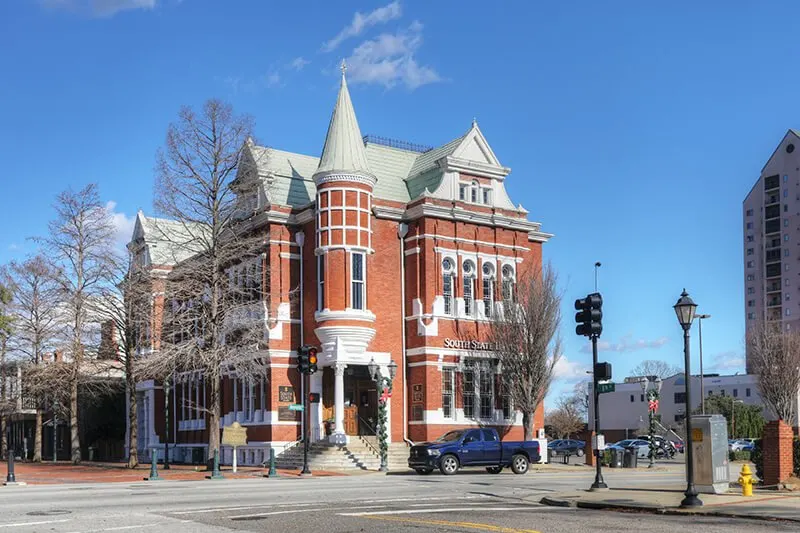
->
<box><xmin>368</xmin><ymin>358</ymin><xmax>397</xmax><ymax>473</ymax></box>
<box><xmin>674</xmin><ymin>289</ymin><xmax>702</xmax><ymax>508</ymax></box>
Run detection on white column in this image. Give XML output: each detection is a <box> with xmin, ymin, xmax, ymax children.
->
<box><xmin>310</xmin><ymin>371</ymin><xmax>323</xmax><ymax>442</ymax></box>
<box><xmin>331</xmin><ymin>363</ymin><xmax>347</xmax><ymax>444</ymax></box>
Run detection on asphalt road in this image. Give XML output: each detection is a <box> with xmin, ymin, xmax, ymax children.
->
<box><xmin>0</xmin><ymin>467</ymin><xmax>791</xmax><ymax>533</ymax></box>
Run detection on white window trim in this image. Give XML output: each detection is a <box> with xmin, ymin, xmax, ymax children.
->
<box><xmin>463</xmin><ymin>260</ymin><xmax>476</xmax><ymax>317</ymax></box>
<box><xmin>351</xmin><ymin>251</ymin><xmax>366</xmax><ymax>311</ymax></box>
<box><xmin>442</xmin><ymin>258</ymin><xmax>455</xmax><ymax>316</ymax></box>
<box><xmin>317</xmin><ymin>254</ymin><xmax>325</xmax><ymax>311</ymax></box>
<box><xmin>316</xmin><ymin>187</ymin><xmax>373</xmax><ymax>250</ymax></box>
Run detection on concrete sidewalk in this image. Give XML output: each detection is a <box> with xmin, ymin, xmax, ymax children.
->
<box><xmin>1</xmin><ymin>461</ymin><xmax>345</xmax><ymax>485</ymax></box>
<box><xmin>540</xmin><ymin>488</ymin><xmax>800</xmax><ymax>522</ymax></box>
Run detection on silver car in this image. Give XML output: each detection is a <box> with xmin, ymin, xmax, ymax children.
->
<box><xmin>609</xmin><ymin>439</ymin><xmax>650</xmax><ymax>458</ymax></box>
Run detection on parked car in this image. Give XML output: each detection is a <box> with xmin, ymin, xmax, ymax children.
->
<box><xmin>730</xmin><ymin>439</ymin><xmax>756</xmax><ymax>452</ymax></box>
<box><xmin>608</xmin><ymin>439</ymin><xmax>650</xmax><ymax>458</ymax></box>
<box><xmin>408</xmin><ymin>428</ymin><xmax>541</xmax><ymax>475</ymax></box>
<box><xmin>548</xmin><ymin>439</ymin><xmax>585</xmax><ymax>457</ymax></box>
<box><xmin>671</xmin><ymin>440</ymin><xmax>684</xmax><ymax>454</ymax></box>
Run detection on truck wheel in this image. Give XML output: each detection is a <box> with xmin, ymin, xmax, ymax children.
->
<box><xmin>439</xmin><ymin>454</ymin><xmax>460</xmax><ymax>476</ymax></box>
<box><xmin>511</xmin><ymin>454</ymin><xmax>529</xmax><ymax>475</ymax></box>
<box><xmin>414</xmin><ymin>468</ymin><xmax>433</xmax><ymax>475</ymax></box>
<box><xmin>486</xmin><ymin>466</ymin><xmax>503</xmax><ymax>474</ymax></box>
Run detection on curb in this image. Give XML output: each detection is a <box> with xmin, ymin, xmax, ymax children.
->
<box><xmin>539</xmin><ymin>495</ymin><xmax>800</xmax><ymax>523</ymax></box>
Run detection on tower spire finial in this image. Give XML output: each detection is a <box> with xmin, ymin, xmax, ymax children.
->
<box><xmin>340</xmin><ymin>58</ymin><xmax>348</xmax><ymax>78</ymax></box>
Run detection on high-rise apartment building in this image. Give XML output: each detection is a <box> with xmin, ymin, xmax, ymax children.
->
<box><xmin>743</xmin><ymin>130</ymin><xmax>800</xmax><ymax>370</ymax></box>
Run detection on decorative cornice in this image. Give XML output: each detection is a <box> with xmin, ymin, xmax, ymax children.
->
<box><xmin>372</xmin><ymin>205</ymin><xmax>405</xmax><ymax>221</ymax></box>
<box><xmin>440</xmin><ymin>155</ymin><xmax>510</xmax><ymax>180</ymax></box>
<box><xmin>404</xmin><ymin>202</ymin><xmax>549</xmax><ymax>237</ymax></box>
<box><xmin>314</xmin><ymin>308</ymin><xmax>377</xmax><ymax>323</ymax></box>
<box><xmin>313</xmin><ymin>170</ymin><xmax>377</xmax><ymax>188</ymax></box>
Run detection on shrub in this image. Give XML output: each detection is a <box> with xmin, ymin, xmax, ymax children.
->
<box><xmin>751</xmin><ymin>439</ymin><xmax>763</xmax><ymax>481</ymax></box>
<box><xmin>600</xmin><ymin>449</ymin><xmax>612</xmax><ymax>466</ymax></box>
<box><xmin>729</xmin><ymin>450</ymin><xmax>751</xmax><ymax>462</ymax></box>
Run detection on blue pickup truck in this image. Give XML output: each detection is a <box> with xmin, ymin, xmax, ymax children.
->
<box><xmin>408</xmin><ymin>428</ymin><xmax>540</xmax><ymax>475</ymax></box>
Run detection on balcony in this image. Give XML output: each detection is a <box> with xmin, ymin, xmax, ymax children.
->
<box><xmin>765</xmin><ymin>174</ymin><xmax>780</xmax><ymax>191</ymax></box>
<box><xmin>766</xmin><ymin>281</ymin><xmax>782</xmax><ymax>293</ymax></box>
<box><xmin>766</xmin><ymin>249</ymin><xmax>782</xmax><ymax>262</ymax></box>
<box><xmin>765</xmin><ymin>204</ymin><xmax>781</xmax><ymax>219</ymax></box>
<box><xmin>768</xmin><ymin>308</ymin><xmax>783</xmax><ymax>320</ymax></box>
<box><xmin>766</xmin><ymin>239</ymin><xmax>782</xmax><ymax>250</ymax></box>
<box><xmin>767</xmin><ymin>297</ymin><xmax>782</xmax><ymax>307</ymax></box>
<box><xmin>765</xmin><ymin>219</ymin><xmax>781</xmax><ymax>234</ymax></box>
<box><xmin>766</xmin><ymin>263</ymin><xmax>782</xmax><ymax>278</ymax></box>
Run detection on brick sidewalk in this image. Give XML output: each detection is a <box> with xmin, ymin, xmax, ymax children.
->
<box><xmin>2</xmin><ymin>461</ymin><xmax>344</xmax><ymax>485</ymax></box>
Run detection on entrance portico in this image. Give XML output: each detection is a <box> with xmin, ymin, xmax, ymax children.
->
<box><xmin>316</xmin><ymin>352</ymin><xmax>394</xmax><ymax>445</ymax></box>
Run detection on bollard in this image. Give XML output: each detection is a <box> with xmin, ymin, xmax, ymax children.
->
<box><xmin>267</xmin><ymin>448</ymin><xmax>277</xmax><ymax>478</ymax></box>
<box><xmin>5</xmin><ymin>452</ymin><xmax>15</xmax><ymax>484</ymax></box>
<box><xmin>207</xmin><ymin>448</ymin><xmax>224</xmax><ymax>480</ymax></box>
<box><xmin>145</xmin><ymin>448</ymin><xmax>161</xmax><ymax>481</ymax></box>
<box><xmin>738</xmin><ymin>464</ymin><xmax>754</xmax><ymax>497</ymax></box>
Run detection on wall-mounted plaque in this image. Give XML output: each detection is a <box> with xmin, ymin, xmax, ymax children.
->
<box><xmin>278</xmin><ymin>406</ymin><xmax>300</xmax><ymax>422</ymax></box>
<box><xmin>279</xmin><ymin>386</ymin><xmax>294</xmax><ymax>403</ymax></box>
<box><xmin>412</xmin><ymin>384</ymin><xmax>423</xmax><ymax>403</ymax></box>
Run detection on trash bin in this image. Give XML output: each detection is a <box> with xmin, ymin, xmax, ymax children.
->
<box><xmin>609</xmin><ymin>448</ymin><xmax>623</xmax><ymax>468</ymax></box>
<box><xmin>623</xmin><ymin>448</ymin><xmax>638</xmax><ymax>468</ymax></box>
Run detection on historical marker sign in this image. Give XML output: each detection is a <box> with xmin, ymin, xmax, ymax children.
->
<box><xmin>222</xmin><ymin>421</ymin><xmax>248</xmax><ymax>448</ymax></box>
<box><xmin>597</xmin><ymin>382</ymin><xmax>616</xmax><ymax>394</ymax></box>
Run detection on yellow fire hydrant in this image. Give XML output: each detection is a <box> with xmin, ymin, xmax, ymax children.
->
<box><xmin>738</xmin><ymin>464</ymin><xmax>754</xmax><ymax>497</ymax></box>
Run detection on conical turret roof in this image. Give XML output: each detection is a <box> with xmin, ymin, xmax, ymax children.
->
<box><xmin>315</xmin><ymin>63</ymin><xmax>372</xmax><ymax>178</ymax></box>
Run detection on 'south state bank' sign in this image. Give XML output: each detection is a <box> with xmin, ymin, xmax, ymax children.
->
<box><xmin>443</xmin><ymin>338</ymin><xmax>496</xmax><ymax>351</ymax></box>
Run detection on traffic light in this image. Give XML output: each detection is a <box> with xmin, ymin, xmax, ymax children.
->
<box><xmin>309</xmin><ymin>392</ymin><xmax>320</xmax><ymax>403</ymax></box>
<box><xmin>575</xmin><ymin>292</ymin><xmax>603</xmax><ymax>337</ymax></box>
<box><xmin>297</xmin><ymin>345</ymin><xmax>319</xmax><ymax>375</ymax></box>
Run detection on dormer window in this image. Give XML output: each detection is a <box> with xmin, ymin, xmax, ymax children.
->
<box><xmin>459</xmin><ymin>184</ymin><xmax>468</xmax><ymax>201</ymax></box>
<box><xmin>482</xmin><ymin>188</ymin><xmax>491</xmax><ymax>205</ymax></box>
<box><xmin>470</xmin><ymin>181</ymin><xmax>479</xmax><ymax>203</ymax></box>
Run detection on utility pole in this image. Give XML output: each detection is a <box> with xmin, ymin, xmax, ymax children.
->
<box><xmin>696</xmin><ymin>314</ymin><xmax>711</xmax><ymax>415</ymax></box>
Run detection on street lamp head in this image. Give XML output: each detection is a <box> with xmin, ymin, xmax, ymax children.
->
<box><xmin>367</xmin><ymin>358</ymin><xmax>379</xmax><ymax>382</ymax></box>
<box><xmin>674</xmin><ymin>289</ymin><xmax>698</xmax><ymax>330</ymax></box>
<box><xmin>697</xmin><ymin>313</ymin><xmax>711</xmax><ymax>320</ymax></box>
<box><xmin>388</xmin><ymin>360</ymin><xmax>398</xmax><ymax>380</ymax></box>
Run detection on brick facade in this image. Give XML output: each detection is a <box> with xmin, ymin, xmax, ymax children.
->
<box><xmin>128</xmin><ymin>73</ymin><xmax>551</xmax><ymax>465</ymax></box>
<box><xmin>762</xmin><ymin>420</ymin><xmax>794</xmax><ymax>486</ymax></box>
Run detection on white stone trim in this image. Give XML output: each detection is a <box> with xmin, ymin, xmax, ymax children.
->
<box><xmin>315</xmin><ymin>308</ymin><xmax>376</xmax><ymax>323</ymax></box>
<box><xmin>279</xmin><ymin>252</ymin><xmax>301</xmax><ymax>260</ymax></box>
<box><xmin>314</xmin><ymin>171</ymin><xmax>377</xmax><ymax>187</ymax></box>
<box><xmin>407</xmin><ymin>233</ymin><xmax>530</xmax><ymax>252</ymax></box>
<box><xmin>372</xmin><ymin>205</ymin><xmax>405</xmax><ymax>220</ymax></box>
<box><xmin>404</xmin><ymin>246</ymin><xmax>421</xmax><ymax>256</ymax></box>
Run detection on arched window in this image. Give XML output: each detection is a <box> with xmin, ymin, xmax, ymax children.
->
<box><xmin>463</xmin><ymin>260</ymin><xmax>476</xmax><ymax>316</ymax></box>
<box><xmin>470</xmin><ymin>181</ymin><xmax>479</xmax><ymax>203</ymax></box>
<box><xmin>501</xmin><ymin>265</ymin><xmax>515</xmax><ymax>303</ymax></box>
<box><xmin>442</xmin><ymin>258</ymin><xmax>454</xmax><ymax>315</ymax></box>
<box><xmin>482</xmin><ymin>262</ymin><xmax>495</xmax><ymax>317</ymax></box>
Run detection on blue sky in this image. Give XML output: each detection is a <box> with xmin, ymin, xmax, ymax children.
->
<box><xmin>2</xmin><ymin>0</ymin><xmax>799</xmax><ymax>403</ymax></box>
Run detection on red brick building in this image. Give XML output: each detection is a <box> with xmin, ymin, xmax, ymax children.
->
<box><xmin>127</xmin><ymin>68</ymin><xmax>551</xmax><ymax>466</ymax></box>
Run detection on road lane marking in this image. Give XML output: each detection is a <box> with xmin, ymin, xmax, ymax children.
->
<box><xmin>169</xmin><ymin>502</ymin><xmax>317</xmax><ymax>515</ymax></box>
<box><xmin>64</xmin><ymin>524</ymin><xmax>165</xmax><ymax>533</ymax></box>
<box><xmin>341</xmin><ymin>506</ymin><xmax>543</xmax><ymax>516</ymax></box>
<box><xmin>356</xmin><ymin>515</ymin><xmax>541</xmax><ymax>533</ymax></box>
<box><xmin>230</xmin><ymin>505</ymin><xmax>386</xmax><ymax>520</ymax></box>
<box><xmin>0</xmin><ymin>519</ymin><xmax>72</xmax><ymax>528</ymax></box>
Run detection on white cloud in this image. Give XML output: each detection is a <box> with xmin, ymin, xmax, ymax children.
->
<box><xmin>552</xmin><ymin>355</ymin><xmax>589</xmax><ymax>381</ymax></box>
<box><xmin>8</xmin><ymin>243</ymin><xmax>19</xmax><ymax>251</ymax></box>
<box><xmin>322</xmin><ymin>1</ymin><xmax>402</xmax><ymax>52</ymax></box>
<box><xmin>290</xmin><ymin>57</ymin><xmax>310</xmax><ymax>71</ymax></box>
<box><xmin>41</xmin><ymin>0</ymin><xmax>158</xmax><ymax>17</ymax></box>
<box><xmin>707</xmin><ymin>351</ymin><xmax>746</xmax><ymax>373</ymax></box>
<box><xmin>105</xmin><ymin>201</ymin><xmax>136</xmax><ymax>249</ymax></box>
<box><xmin>580</xmin><ymin>334</ymin><xmax>669</xmax><ymax>354</ymax></box>
<box><xmin>264</xmin><ymin>72</ymin><xmax>281</xmax><ymax>88</ymax></box>
<box><xmin>345</xmin><ymin>21</ymin><xmax>442</xmax><ymax>90</ymax></box>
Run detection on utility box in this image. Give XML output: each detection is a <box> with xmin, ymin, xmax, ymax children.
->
<box><xmin>690</xmin><ymin>414</ymin><xmax>729</xmax><ymax>494</ymax></box>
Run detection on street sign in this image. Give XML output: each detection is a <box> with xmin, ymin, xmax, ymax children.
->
<box><xmin>288</xmin><ymin>404</ymin><xmax>305</xmax><ymax>412</ymax></box>
<box><xmin>597</xmin><ymin>382</ymin><xmax>615</xmax><ymax>394</ymax></box>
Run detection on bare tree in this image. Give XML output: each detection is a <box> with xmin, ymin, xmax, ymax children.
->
<box><xmin>90</xmin><ymin>252</ymin><xmax>153</xmax><ymax>468</ymax></box>
<box><xmin>35</xmin><ymin>184</ymin><xmax>117</xmax><ymax>464</ymax></box>
<box><xmin>140</xmin><ymin>99</ymin><xmax>270</xmax><ymax>466</ymax></box>
<box><xmin>1</xmin><ymin>256</ymin><xmax>61</xmax><ymax>461</ymax></box>
<box><xmin>569</xmin><ymin>381</ymin><xmax>589</xmax><ymax>423</ymax></box>
<box><xmin>748</xmin><ymin>320</ymin><xmax>800</xmax><ymax>422</ymax></box>
<box><xmin>546</xmin><ymin>394</ymin><xmax>585</xmax><ymax>439</ymax></box>
<box><xmin>629</xmin><ymin>360</ymin><xmax>682</xmax><ymax>380</ymax></box>
<box><xmin>483</xmin><ymin>264</ymin><xmax>562</xmax><ymax>440</ymax></box>
<box><xmin>0</xmin><ymin>282</ymin><xmax>13</xmax><ymax>459</ymax></box>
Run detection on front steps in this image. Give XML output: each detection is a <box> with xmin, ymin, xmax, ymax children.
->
<box><xmin>275</xmin><ymin>438</ymin><xmax>411</xmax><ymax>472</ymax></box>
